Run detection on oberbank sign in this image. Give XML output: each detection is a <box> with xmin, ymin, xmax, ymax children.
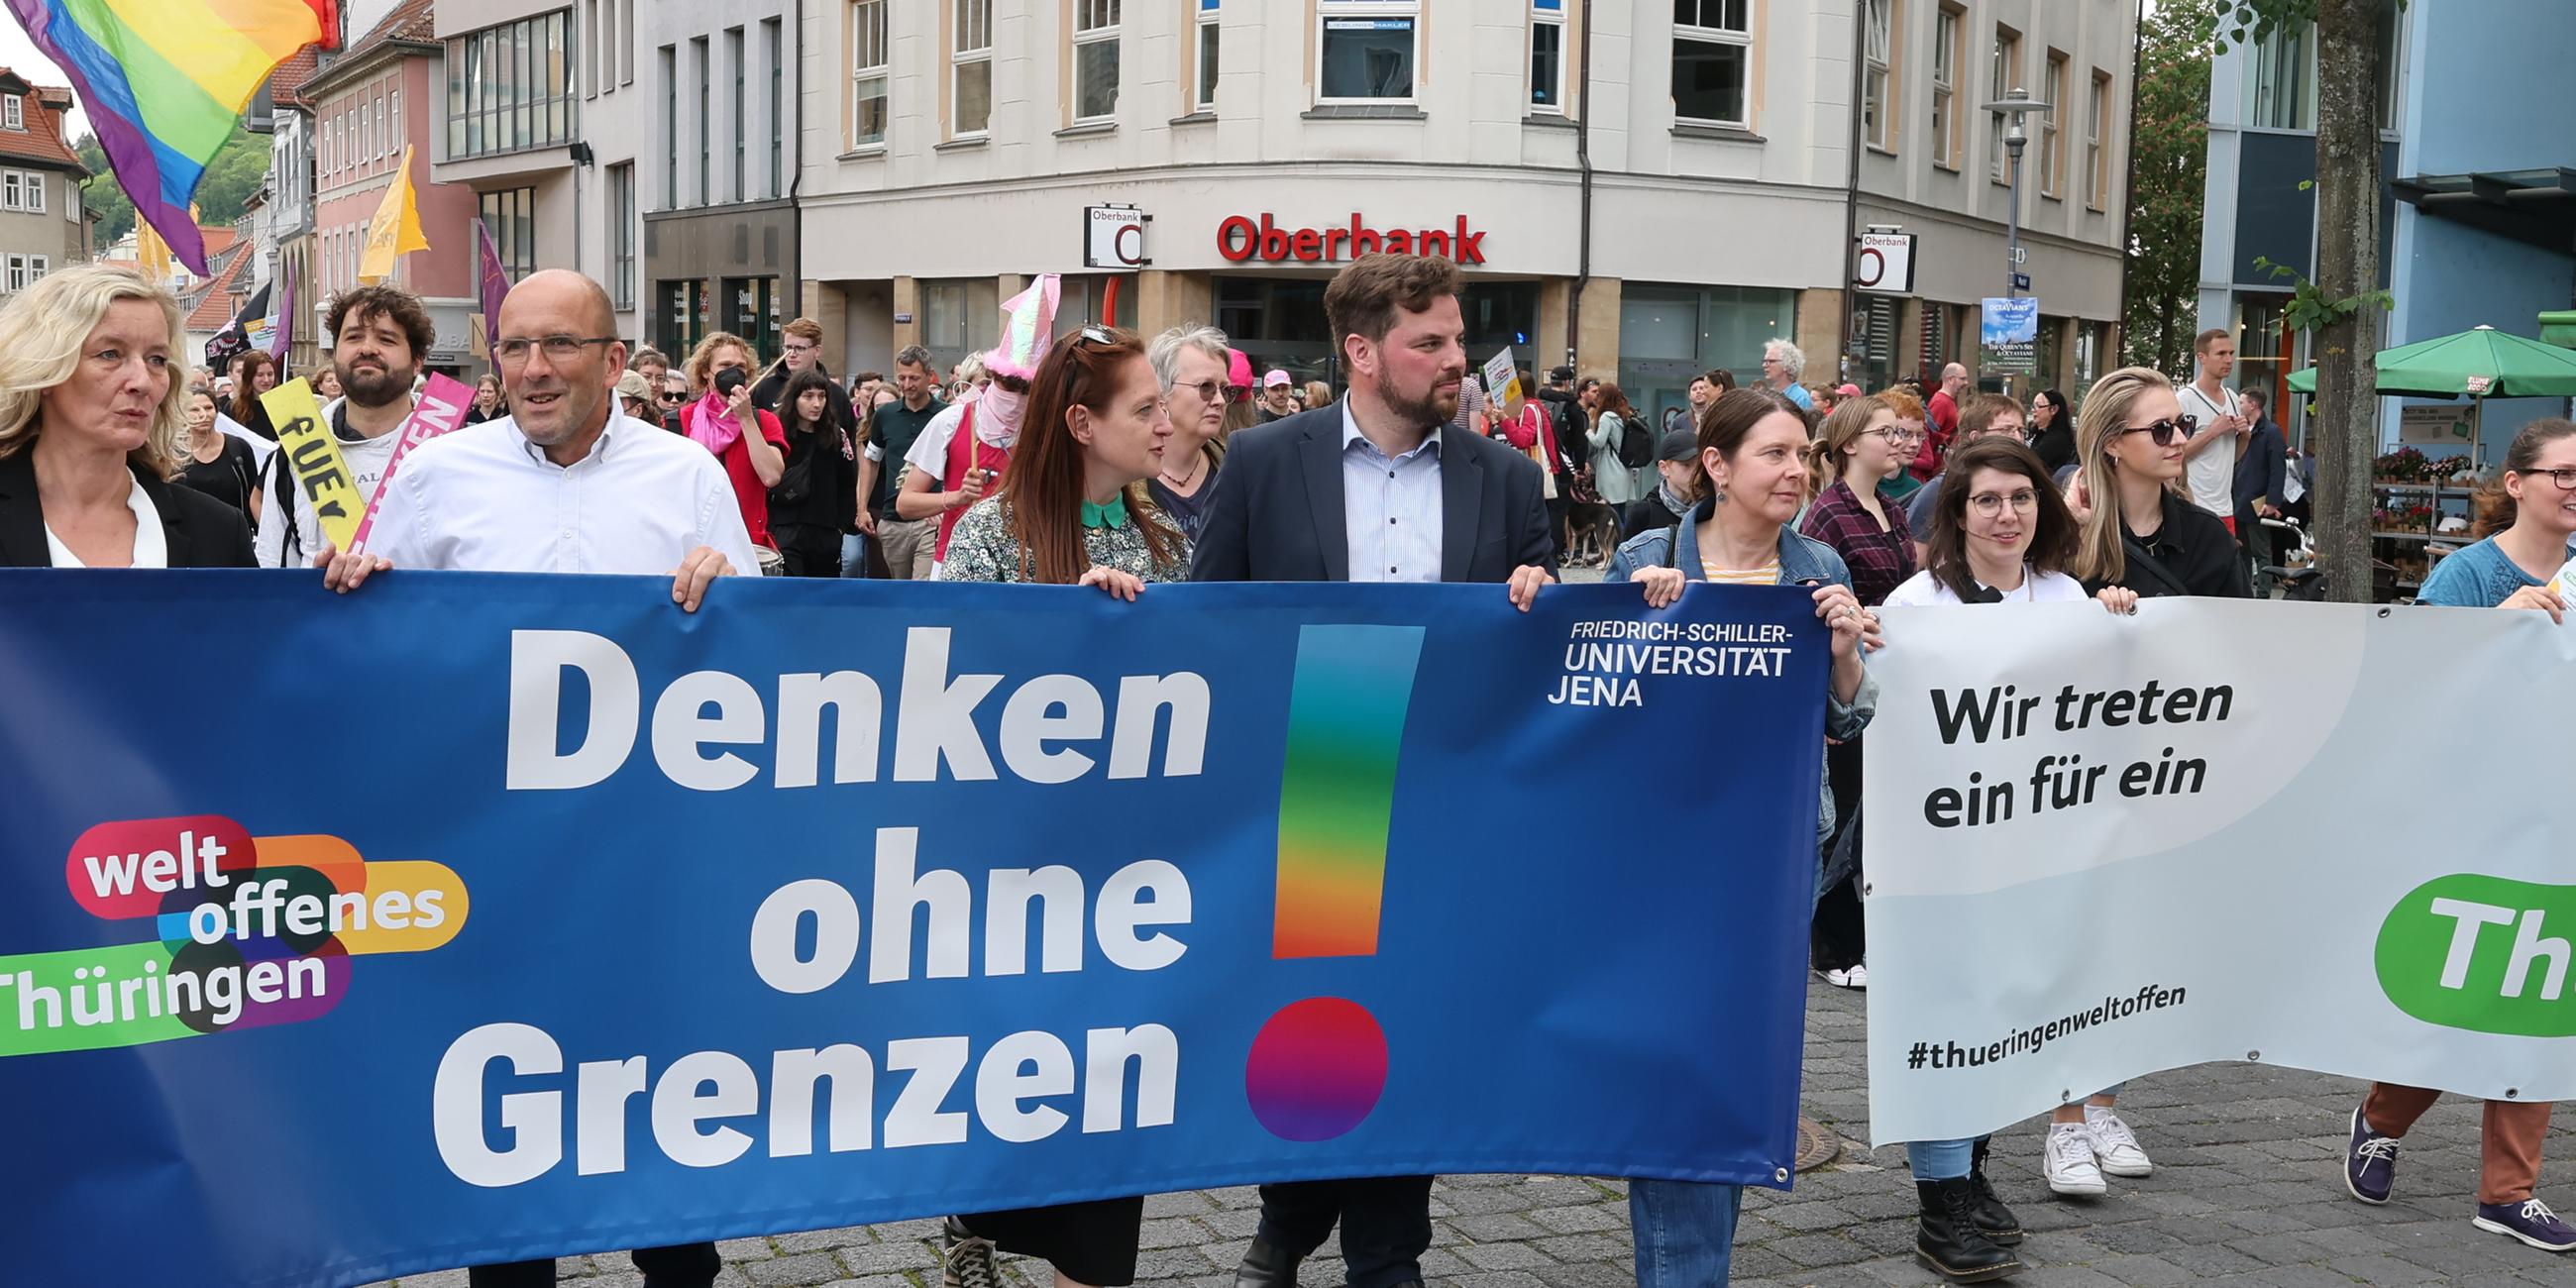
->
<box><xmin>1216</xmin><ymin>212</ymin><xmax>1490</xmax><ymax>265</ymax></box>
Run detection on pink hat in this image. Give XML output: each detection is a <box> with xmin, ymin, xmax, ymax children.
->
<box><xmin>1263</xmin><ymin>369</ymin><xmax>1293</xmax><ymax>388</ymax></box>
<box><xmin>1227</xmin><ymin>349</ymin><xmax>1255</xmax><ymax>399</ymax></box>
<box><xmin>1836</xmin><ymin>383</ymin><xmax>1863</xmax><ymax>399</ymax></box>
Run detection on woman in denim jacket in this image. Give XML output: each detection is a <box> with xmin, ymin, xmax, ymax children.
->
<box><xmin>1604</xmin><ymin>386</ymin><xmax>1879</xmax><ymax>1287</ymax></box>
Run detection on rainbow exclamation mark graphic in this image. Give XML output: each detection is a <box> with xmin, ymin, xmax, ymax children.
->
<box><xmin>1244</xmin><ymin>624</ymin><xmax>1425</xmax><ymax>1142</ymax></box>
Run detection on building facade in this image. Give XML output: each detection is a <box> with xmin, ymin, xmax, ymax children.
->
<box><xmin>307</xmin><ymin>0</ymin><xmax>487</xmax><ymax>373</ymax></box>
<box><xmin>0</xmin><ymin>72</ymin><xmax>91</xmax><ymax>300</ymax></box>
<box><xmin>2197</xmin><ymin>3</ymin><xmax>2575</xmax><ymax>457</ymax></box>
<box><xmin>268</xmin><ymin>48</ymin><xmax>322</xmax><ymax>376</ymax></box>
<box><xmin>639</xmin><ymin>0</ymin><xmax>802</xmax><ymax>365</ymax></box>
<box><xmin>795</xmin><ymin>0</ymin><xmax>2133</xmax><ymax>420</ymax></box>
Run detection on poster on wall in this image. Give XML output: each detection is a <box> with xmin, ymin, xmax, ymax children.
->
<box><xmin>1980</xmin><ymin>297</ymin><xmax>2040</xmax><ymax>377</ymax></box>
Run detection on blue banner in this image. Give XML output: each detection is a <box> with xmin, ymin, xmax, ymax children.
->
<box><xmin>0</xmin><ymin>572</ymin><xmax>1826</xmax><ymax>1288</ymax></box>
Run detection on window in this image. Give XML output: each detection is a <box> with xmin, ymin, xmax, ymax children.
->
<box><xmin>1530</xmin><ymin>0</ymin><xmax>1564</xmax><ymax>112</ymax></box>
<box><xmin>1195</xmin><ymin>0</ymin><xmax>1219</xmax><ymax>111</ymax></box>
<box><xmin>765</xmin><ymin>19</ymin><xmax>782</xmax><ymax>196</ymax></box>
<box><xmin>479</xmin><ymin>187</ymin><xmax>538</xmax><ymax>281</ymax></box>
<box><xmin>2039</xmin><ymin>52</ymin><xmax>2066</xmax><ymax>197</ymax></box>
<box><xmin>1672</xmin><ymin>0</ymin><xmax>1752</xmax><ymax>128</ymax></box>
<box><xmin>727</xmin><ymin>28</ymin><xmax>744</xmax><ymax>202</ymax></box>
<box><xmin>586</xmin><ymin>0</ymin><xmax>602</xmax><ymax>96</ymax></box>
<box><xmin>661</xmin><ymin>45</ymin><xmax>679</xmax><ymax>205</ymax></box>
<box><xmin>1073</xmin><ymin>0</ymin><xmax>1121</xmax><ymax>123</ymax></box>
<box><xmin>5</xmin><ymin>255</ymin><xmax>48</xmax><ymax>291</ymax></box>
<box><xmin>919</xmin><ymin>277</ymin><xmax>1001</xmax><ymax>374</ymax></box>
<box><xmin>694</xmin><ymin>37</ymin><xmax>709</xmax><ymax>204</ymax></box>
<box><xmin>2249</xmin><ymin>24</ymin><xmax>2311</xmax><ymax>130</ymax></box>
<box><xmin>1988</xmin><ymin>25</ymin><xmax>2020</xmax><ymax>182</ymax></box>
<box><xmin>847</xmin><ymin>0</ymin><xmax>889</xmax><ymax>147</ymax></box>
<box><xmin>621</xmin><ymin>0</ymin><xmax>636</xmax><ymax>85</ymax></box>
<box><xmin>3</xmin><ymin>172</ymin><xmax>17</xmax><ymax>210</ymax></box>
<box><xmin>2087</xmin><ymin>69</ymin><xmax>2109</xmax><ymax>210</ymax></box>
<box><xmin>23</xmin><ymin>168</ymin><xmax>40</xmax><ymax>214</ymax></box>
<box><xmin>1317</xmin><ymin>1</ymin><xmax>1419</xmax><ymax>105</ymax></box>
<box><xmin>1</xmin><ymin>95</ymin><xmax>19</xmax><ymax>130</ymax></box>
<box><xmin>1862</xmin><ymin>0</ymin><xmax>1891</xmax><ymax>150</ymax></box>
<box><xmin>2</xmin><ymin>168</ymin><xmax>46</xmax><ymax>213</ymax></box>
<box><xmin>608</xmin><ymin>162</ymin><xmax>636</xmax><ymax>308</ymax></box>
<box><xmin>953</xmin><ymin>0</ymin><xmax>992</xmax><ymax>135</ymax></box>
<box><xmin>446</xmin><ymin>11</ymin><xmax>576</xmax><ymax>159</ymax></box>
<box><xmin>1931</xmin><ymin>4</ymin><xmax>1961</xmax><ymax>167</ymax></box>
<box><xmin>390</xmin><ymin>90</ymin><xmax>401</xmax><ymax>157</ymax></box>
<box><xmin>67</xmin><ymin>173</ymin><xmax>79</xmax><ymax>220</ymax></box>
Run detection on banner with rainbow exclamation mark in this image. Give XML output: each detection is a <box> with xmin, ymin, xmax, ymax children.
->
<box><xmin>0</xmin><ymin>572</ymin><xmax>1828</xmax><ymax>1288</ymax></box>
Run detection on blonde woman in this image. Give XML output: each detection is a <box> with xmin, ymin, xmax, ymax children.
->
<box><xmin>0</xmin><ymin>265</ymin><xmax>253</xmax><ymax>568</ymax></box>
<box><xmin>2064</xmin><ymin>367</ymin><xmax>2250</xmax><ymax>600</ymax></box>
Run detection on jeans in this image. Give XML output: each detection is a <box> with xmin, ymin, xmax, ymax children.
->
<box><xmin>1907</xmin><ymin>1138</ymin><xmax>1976</xmax><ymax>1181</ymax></box>
<box><xmin>1629</xmin><ymin>1178</ymin><xmax>1742</xmax><ymax>1287</ymax></box>
<box><xmin>840</xmin><ymin>532</ymin><xmax>869</xmax><ymax>578</ymax></box>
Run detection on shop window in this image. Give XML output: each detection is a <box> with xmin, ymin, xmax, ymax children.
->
<box><xmin>725</xmin><ymin>276</ymin><xmax>780</xmax><ymax>363</ymax></box>
<box><xmin>953</xmin><ymin>0</ymin><xmax>993</xmax><ymax>136</ymax></box>
<box><xmin>919</xmin><ymin>278</ymin><xmax>1001</xmax><ymax>376</ymax></box>
<box><xmin>1672</xmin><ymin>0</ymin><xmax>1752</xmax><ymax>129</ymax></box>
<box><xmin>850</xmin><ymin>0</ymin><xmax>889</xmax><ymax>147</ymax></box>
<box><xmin>1317</xmin><ymin>1</ymin><xmax>1418</xmax><ymax>104</ymax></box>
<box><xmin>1529</xmin><ymin>0</ymin><xmax>1564</xmax><ymax>113</ymax></box>
<box><xmin>1862</xmin><ymin>0</ymin><xmax>1891</xmax><ymax>151</ymax></box>
<box><xmin>1073</xmin><ymin>0</ymin><xmax>1121</xmax><ymax>123</ymax></box>
<box><xmin>1617</xmin><ymin>283</ymin><xmax>1795</xmax><ymax>431</ymax></box>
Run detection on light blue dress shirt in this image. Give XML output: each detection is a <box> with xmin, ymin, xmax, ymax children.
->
<box><xmin>1340</xmin><ymin>401</ymin><xmax>1446</xmax><ymax>584</ymax></box>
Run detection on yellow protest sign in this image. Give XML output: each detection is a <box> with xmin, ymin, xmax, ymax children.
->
<box><xmin>263</xmin><ymin>378</ymin><xmax>364</xmax><ymax>553</ymax></box>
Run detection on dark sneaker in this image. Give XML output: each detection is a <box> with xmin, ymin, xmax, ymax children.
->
<box><xmin>2344</xmin><ymin>1106</ymin><xmax>2399</xmax><ymax>1205</ymax></box>
<box><xmin>940</xmin><ymin>1216</ymin><xmax>1002</xmax><ymax>1288</ymax></box>
<box><xmin>2475</xmin><ymin>1198</ymin><xmax>2576</xmax><ymax>1252</ymax></box>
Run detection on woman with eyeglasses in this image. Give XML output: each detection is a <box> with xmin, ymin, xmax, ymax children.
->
<box><xmin>1145</xmin><ymin>325</ymin><xmax>1232</xmax><ymax>541</ymax></box>
<box><xmin>1606</xmin><ymin>386</ymin><xmax>1878</xmax><ymax>1288</ymax></box>
<box><xmin>2027</xmin><ymin>388</ymin><xmax>2075</xmax><ymax>478</ymax></box>
<box><xmin>2337</xmin><ymin>423</ymin><xmax>2572</xmax><ymax>1253</ymax></box>
<box><xmin>2065</xmin><ymin>367</ymin><xmax>2249</xmax><ymax>601</ymax></box>
<box><xmin>2409</xmin><ymin>418</ymin><xmax>2576</xmax><ymax>616</ymax></box>
<box><xmin>1875</xmin><ymin>436</ymin><xmax>2135</xmax><ymax>1283</ymax></box>
<box><xmin>1797</xmin><ymin>393</ymin><xmax>1916</xmax><ymax>991</ymax></box>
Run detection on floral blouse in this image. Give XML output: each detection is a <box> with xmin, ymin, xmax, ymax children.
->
<box><xmin>937</xmin><ymin>495</ymin><xmax>1192</xmax><ymax>585</ymax></box>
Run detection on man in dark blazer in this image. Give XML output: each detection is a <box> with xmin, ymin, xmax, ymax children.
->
<box><xmin>1191</xmin><ymin>254</ymin><xmax>1554</xmax><ymax>1288</ymax></box>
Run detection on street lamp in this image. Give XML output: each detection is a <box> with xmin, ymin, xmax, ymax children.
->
<box><xmin>1981</xmin><ymin>86</ymin><xmax>2047</xmax><ymax>299</ymax></box>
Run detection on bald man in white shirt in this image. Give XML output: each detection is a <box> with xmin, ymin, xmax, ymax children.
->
<box><xmin>321</xmin><ymin>270</ymin><xmax>754</xmax><ymax>610</ymax></box>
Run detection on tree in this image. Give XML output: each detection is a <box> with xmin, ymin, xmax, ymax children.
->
<box><xmin>2221</xmin><ymin>0</ymin><xmax>2397</xmax><ymax>604</ymax></box>
<box><xmin>73</xmin><ymin>126</ymin><xmax>268</xmax><ymax>249</ymax></box>
<box><xmin>2122</xmin><ymin>1</ymin><xmax>2220</xmax><ymax>375</ymax></box>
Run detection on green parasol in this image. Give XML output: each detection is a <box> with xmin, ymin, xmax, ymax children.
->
<box><xmin>2285</xmin><ymin>324</ymin><xmax>2576</xmax><ymax>396</ymax></box>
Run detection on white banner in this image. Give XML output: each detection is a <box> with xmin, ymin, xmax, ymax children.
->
<box><xmin>1863</xmin><ymin>598</ymin><xmax>2576</xmax><ymax>1145</ymax></box>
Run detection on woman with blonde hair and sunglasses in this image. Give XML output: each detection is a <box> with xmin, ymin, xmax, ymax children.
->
<box><xmin>2065</xmin><ymin>366</ymin><xmax>2250</xmax><ymax>600</ymax></box>
<box><xmin>0</xmin><ymin>265</ymin><xmax>254</xmax><ymax>568</ymax></box>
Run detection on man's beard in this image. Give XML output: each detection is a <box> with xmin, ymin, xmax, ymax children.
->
<box><xmin>339</xmin><ymin>362</ymin><xmax>414</xmax><ymax>409</ymax></box>
<box><xmin>1383</xmin><ymin>378</ymin><xmax>1457</xmax><ymax>429</ymax></box>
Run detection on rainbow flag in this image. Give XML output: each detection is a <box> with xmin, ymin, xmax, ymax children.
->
<box><xmin>5</xmin><ymin>0</ymin><xmax>336</xmax><ymax>274</ymax></box>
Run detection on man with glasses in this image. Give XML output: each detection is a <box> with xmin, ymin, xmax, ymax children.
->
<box><xmin>1907</xmin><ymin>393</ymin><xmax>2026</xmax><ymax>534</ymax></box>
<box><xmin>862</xmin><ymin>344</ymin><xmax>949</xmax><ymax>579</ymax></box>
<box><xmin>319</xmin><ymin>269</ymin><xmax>756</xmax><ymax>621</ymax></box>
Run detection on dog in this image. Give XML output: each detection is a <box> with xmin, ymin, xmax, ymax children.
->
<box><xmin>1563</xmin><ymin>496</ymin><xmax>1624</xmax><ymax>569</ymax></box>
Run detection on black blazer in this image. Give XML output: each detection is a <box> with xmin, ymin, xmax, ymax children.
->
<box><xmin>1190</xmin><ymin>401</ymin><xmax>1556</xmax><ymax>584</ymax></box>
<box><xmin>0</xmin><ymin>449</ymin><xmax>257</xmax><ymax>568</ymax></box>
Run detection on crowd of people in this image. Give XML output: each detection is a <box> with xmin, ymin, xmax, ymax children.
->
<box><xmin>1</xmin><ymin>251</ymin><xmax>2567</xmax><ymax>1288</ymax></box>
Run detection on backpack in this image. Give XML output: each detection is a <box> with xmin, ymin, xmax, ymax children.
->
<box><xmin>1551</xmin><ymin>397</ymin><xmax>1590</xmax><ymax>472</ymax></box>
<box><xmin>1614</xmin><ymin>413</ymin><xmax>1653</xmax><ymax>470</ymax></box>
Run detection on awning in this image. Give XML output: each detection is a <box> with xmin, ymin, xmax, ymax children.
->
<box><xmin>2390</xmin><ymin>166</ymin><xmax>2576</xmax><ymax>254</ymax></box>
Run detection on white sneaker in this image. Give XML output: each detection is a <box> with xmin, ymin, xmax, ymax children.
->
<box><xmin>2087</xmin><ymin>1106</ymin><xmax>2154</xmax><ymax>1177</ymax></box>
<box><xmin>1823</xmin><ymin>963</ymin><xmax>1868</xmax><ymax>989</ymax></box>
<box><xmin>2045</xmin><ymin>1122</ymin><xmax>2107</xmax><ymax>1197</ymax></box>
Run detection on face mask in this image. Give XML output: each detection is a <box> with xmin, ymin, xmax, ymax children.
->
<box><xmin>975</xmin><ymin>382</ymin><xmax>1025</xmax><ymax>449</ymax></box>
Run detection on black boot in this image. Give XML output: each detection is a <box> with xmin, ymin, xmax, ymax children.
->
<box><xmin>1968</xmin><ymin>1137</ymin><xmax>2024</xmax><ymax>1245</ymax></box>
<box><xmin>1915</xmin><ymin>1179</ymin><xmax>2022</xmax><ymax>1283</ymax></box>
<box><xmin>1233</xmin><ymin>1236</ymin><xmax>1300</xmax><ymax>1288</ymax></box>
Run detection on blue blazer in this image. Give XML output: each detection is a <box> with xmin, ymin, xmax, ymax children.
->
<box><xmin>1188</xmin><ymin>401</ymin><xmax>1556</xmax><ymax>584</ymax></box>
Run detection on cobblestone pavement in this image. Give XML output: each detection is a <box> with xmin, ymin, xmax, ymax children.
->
<box><xmin>372</xmin><ymin>975</ymin><xmax>2576</xmax><ymax>1288</ymax></box>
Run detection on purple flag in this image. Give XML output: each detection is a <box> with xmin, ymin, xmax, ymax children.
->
<box><xmin>475</xmin><ymin>219</ymin><xmax>511</xmax><ymax>357</ymax></box>
<box><xmin>268</xmin><ymin>258</ymin><xmax>296</xmax><ymax>363</ymax></box>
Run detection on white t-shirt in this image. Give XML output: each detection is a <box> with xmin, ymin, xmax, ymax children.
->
<box><xmin>2175</xmin><ymin>381</ymin><xmax>2238</xmax><ymax>519</ymax></box>
<box><xmin>256</xmin><ymin>396</ymin><xmax>408</xmax><ymax>568</ymax></box>
<box><xmin>1881</xmin><ymin>566</ymin><xmax>2089</xmax><ymax>607</ymax></box>
<box><xmin>900</xmin><ymin>402</ymin><xmax>974</xmax><ymax>482</ymax></box>
<box><xmin>44</xmin><ymin>472</ymin><xmax>167</xmax><ymax>568</ymax></box>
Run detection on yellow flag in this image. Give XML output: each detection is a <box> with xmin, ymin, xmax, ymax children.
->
<box><xmin>264</xmin><ymin>378</ymin><xmax>365</xmax><ymax>552</ymax></box>
<box><xmin>359</xmin><ymin>147</ymin><xmax>432</xmax><ymax>284</ymax></box>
